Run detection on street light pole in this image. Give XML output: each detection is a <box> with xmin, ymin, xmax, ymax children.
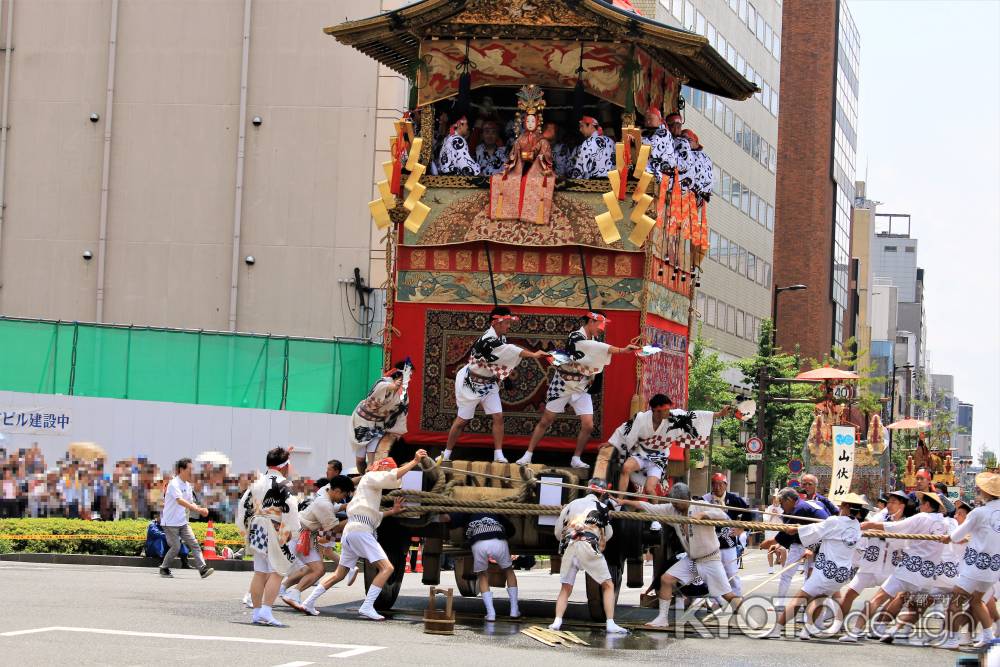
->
<box><xmin>756</xmin><ymin>283</ymin><xmax>807</xmax><ymax>503</ymax></box>
<box><xmin>887</xmin><ymin>361</ymin><xmax>913</xmax><ymax>488</ymax></box>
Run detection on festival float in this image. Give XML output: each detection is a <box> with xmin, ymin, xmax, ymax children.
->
<box><xmin>324</xmin><ymin>0</ymin><xmax>755</xmax><ymax>616</ymax></box>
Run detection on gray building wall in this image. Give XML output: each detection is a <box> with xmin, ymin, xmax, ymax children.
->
<box><xmin>656</xmin><ymin>0</ymin><xmax>782</xmax><ymax>364</ymax></box>
<box><xmin>0</xmin><ymin>0</ymin><xmax>404</xmax><ymax>339</ymax></box>
<box><xmin>872</xmin><ymin>234</ymin><xmax>919</xmax><ymax>302</ymax></box>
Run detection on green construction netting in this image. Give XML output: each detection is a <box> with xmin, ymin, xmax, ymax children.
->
<box><xmin>0</xmin><ymin>318</ymin><xmax>383</xmax><ymax>415</ymax></box>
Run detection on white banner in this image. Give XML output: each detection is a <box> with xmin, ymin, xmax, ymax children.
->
<box><xmin>0</xmin><ymin>407</ymin><xmax>73</xmax><ymax>435</ymax></box>
<box><xmin>829</xmin><ymin>425</ymin><xmax>856</xmax><ymax>499</ymax></box>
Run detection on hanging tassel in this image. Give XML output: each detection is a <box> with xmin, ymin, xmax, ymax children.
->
<box><xmin>456</xmin><ymin>40</ymin><xmax>472</xmax><ymax>118</ymax></box>
<box><xmin>669</xmin><ymin>168</ymin><xmax>683</xmax><ymax>232</ymax></box>
<box><xmin>573</xmin><ymin>42</ymin><xmax>586</xmax><ymax>123</ymax></box>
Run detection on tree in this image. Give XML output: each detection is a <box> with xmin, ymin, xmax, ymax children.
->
<box><xmin>685</xmin><ymin>325</ymin><xmax>737</xmax><ymax>468</ymax></box>
<box><xmin>734</xmin><ymin>319</ymin><xmax>815</xmax><ymax>497</ymax></box>
<box><xmin>979</xmin><ymin>449</ymin><xmax>997</xmax><ymax>469</ymax></box>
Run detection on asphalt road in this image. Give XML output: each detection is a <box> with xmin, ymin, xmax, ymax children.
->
<box><xmin>0</xmin><ymin>549</ymin><xmax>984</xmax><ymax>666</ymax></box>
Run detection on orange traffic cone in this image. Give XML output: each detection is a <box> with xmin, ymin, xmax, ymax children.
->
<box><xmin>202</xmin><ymin>520</ymin><xmax>221</xmax><ymax>561</ymax></box>
<box><xmin>415</xmin><ymin>545</ymin><xmax>423</xmax><ymax>574</ymax></box>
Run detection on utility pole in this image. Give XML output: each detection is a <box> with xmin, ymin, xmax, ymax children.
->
<box><xmin>755</xmin><ymin>365</ymin><xmax>769</xmax><ymax>504</ymax></box>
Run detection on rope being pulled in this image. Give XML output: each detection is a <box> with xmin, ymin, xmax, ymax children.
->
<box><xmin>383</xmin><ymin>491</ymin><xmax>945</xmax><ymax>541</ymax></box>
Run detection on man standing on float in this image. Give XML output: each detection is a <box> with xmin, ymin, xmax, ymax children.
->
<box><xmin>517</xmin><ymin>312</ymin><xmax>639</xmax><ymax>469</ymax></box>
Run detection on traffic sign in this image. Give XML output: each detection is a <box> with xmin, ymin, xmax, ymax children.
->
<box><xmin>746</xmin><ymin>437</ymin><xmax>764</xmax><ymax>455</ymax></box>
<box><xmin>746</xmin><ymin>452</ymin><xmax>763</xmax><ymax>461</ymax></box>
<box><xmin>788</xmin><ymin>458</ymin><xmax>803</xmax><ymax>475</ymax></box>
<box><xmin>833</xmin><ymin>384</ymin><xmax>856</xmax><ymax>400</ymax></box>
<box><xmin>789</xmin><ymin>479</ymin><xmax>801</xmax><ymax>488</ymax></box>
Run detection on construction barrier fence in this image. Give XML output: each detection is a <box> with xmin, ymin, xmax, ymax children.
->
<box><xmin>0</xmin><ymin>317</ymin><xmax>384</xmax><ymax>415</ymax></box>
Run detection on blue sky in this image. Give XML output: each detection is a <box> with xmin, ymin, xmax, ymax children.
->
<box><xmin>850</xmin><ymin>0</ymin><xmax>1000</xmax><ymax>459</ymax></box>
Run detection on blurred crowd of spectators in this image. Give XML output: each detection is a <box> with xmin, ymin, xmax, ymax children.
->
<box><xmin>0</xmin><ymin>444</ymin><xmax>329</xmax><ymax>523</ymax></box>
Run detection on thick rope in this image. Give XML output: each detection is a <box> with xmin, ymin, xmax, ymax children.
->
<box><xmin>427</xmin><ymin>459</ymin><xmax>824</xmax><ymax>522</ymax></box>
<box><xmin>383</xmin><ymin>493</ymin><xmax>946</xmax><ymax>541</ymax></box>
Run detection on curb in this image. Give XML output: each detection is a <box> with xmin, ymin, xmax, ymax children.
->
<box><xmin>0</xmin><ymin>552</ymin><xmax>254</xmax><ymax>571</ymax></box>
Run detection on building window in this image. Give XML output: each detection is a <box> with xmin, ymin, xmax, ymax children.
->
<box><xmin>739</xmin><ymin>0</ymin><xmax>748</xmax><ymax>22</ymax></box>
<box><xmin>707</xmin><ymin>297</ymin><xmax>717</xmax><ymax>326</ymax></box>
<box><xmin>704</xmin><ymin>93</ymin><xmax>714</xmax><ymax>120</ymax></box>
<box><xmin>905</xmin><ymin>246</ymin><xmax>915</xmax><ymax>253</ymax></box>
<box><xmin>725</xmin><ymin>106</ymin><xmax>734</xmax><ymax>137</ymax></box>
<box><xmin>671</xmin><ymin>0</ymin><xmax>683</xmax><ymax>20</ymax></box>
<box><xmin>734</xmin><ymin>116</ymin><xmax>743</xmax><ymax>146</ymax></box>
<box><xmin>756</xmin><ymin>258</ymin><xmax>765</xmax><ymax>284</ymax></box>
<box><xmin>707</xmin><ymin>23</ymin><xmax>716</xmax><ymax>48</ymax></box>
<box><xmin>756</xmin><ymin>15</ymin><xmax>765</xmax><ymax>42</ymax></box>
<box><xmin>766</xmin><ymin>204</ymin><xmax>775</xmax><ymax>231</ymax></box>
<box><xmin>747</xmin><ymin>252</ymin><xmax>756</xmax><ymax>280</ymax></box>
<box><xmin>743</xmin><ymin>123</ymin><xmax>753</xmax><ymax>153</ymax></box>
<box><xmin>696</xmin><ymin>11</ymin><xmax>706</xmax><ymax>35</ymax></box>
<box><xmin>746</xmin><ymin>2</ymin><xmax>755</xmax><ymax>30</ymax></box>
<box><xmin>750</xmin><ymin>193</ymin><xmax>760</xmax><ymax>222</ymax></box>
<box><xmin>739</xmin><ymin>246</ymin><xmax>748</xmax><ymax>275</ymax></box>
<box><xmin>729</xmin><ymin>241</ymin><xmax>740</xmax><ymax>271</ymax></box>
<box><xmin>768</xmin><ymin>146</ymin><xmax>777</xmax><ymax>172</ymax></box>
<box><xmin>730</xmin><ymin>179</ymin><xmax>741</xmax><ymax>208</ymax></box>
<box><xmin>764</xmin><ymin>262</ymin><xmax>772</xmax><ymax>288</ymax></box>
<box><xmin>722</xmin><ymin>172</ymin><xmax>732</xmax><ymax>202</ymax></box>
<box><xmin>773</xmin><ymin>32</ymin><xmax>781</xmax><ymax>61</ymax></box>
<box><xmin>741</xmin><ymin>187</ymin><xmax>750</xmax><ymax>214</ymax></box>
<box><xmin>684</xmin><ymin>1</ymin><xmax>695</xmax><ymax>30</ymax></box>
<box><xmin>713</xmin><ymin>165</ymin><xmax>722</xmax><ymax>196</ymax></box>
<box><xmin>709</xmin><ymin>231</ymin><xmax>721</xmax><ymax>261</ymax></box>
<box><xmin>696</xmin><ymin>293</ymin><xmax>706</xmax><ymax>320</ymax></box>
<box><xmin>736</xmin><ymin>309</ymin><xmax>745</xmax><ymax>338</ymax></box>
<box><xmin>752</xmin><ymin>131</ymin><xmax>761</xmax><ymax>161</ymax></box>
<box><xmin>720</xmin><ymin>236</ymin><xmax>729</xmax><ymax>266</ymax></box>
<box><xmin>727</xmin><ymin>305</ymin><xmax>737</xmax><ymax>334</ymax></box>
<box><xmin>714</xmin><ymin>99</ymin><xmax>725</xmax><ymax>127</ymax></box>
<box><xmin>884</xmin><ymin>246</ymin><xmax>897</xmax><ymax>252</ymax></box>
<box><xmin>717</xmin><ymin>300</ymin><xmax>727</xmax><ymax>331</ymax></box>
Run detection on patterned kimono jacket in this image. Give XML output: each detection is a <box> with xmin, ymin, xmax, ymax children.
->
<box><xmin>236</xmin><ymin>469</ymin><xmax>300</xmax><ymax>575</ymax></box>
<box><xmin>568</xmin><ymin>134</ymin><xmax>614</xmax><ymax>179</ymax></box>
<box><xmin>475</xmin><ymin>143</ymin><xmax>508</xmax><ymax>176</ymax></box>
<box><xmin>642</xmin><ymin>126</ymin><xmax>677</xmax><ymax>183</ymax></box>
<box><xmin>438</xmin><ymin>135</ymin><xmax>481</xmax><ymax>176</ymax></box>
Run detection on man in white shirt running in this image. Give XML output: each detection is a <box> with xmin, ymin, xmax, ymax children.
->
<box><xmin>159</xmin><ymin>457</ymin><xmax>214</xmax><ymax>580</ymax></box>
<box><xmin>301</xmin><ymin>449</ymin><xmax>428</xmax><ymax>620</ymax></box>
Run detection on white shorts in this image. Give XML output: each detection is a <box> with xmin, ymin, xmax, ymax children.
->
<box><xmin>340</xmin><ymin>530</ymin><xmax>388</xmax><ymax>570</ymax></box>
<box><xmin>559</xmin><ymin>540</ymin><xmax>611</xmax><ymax>585</ymax></box>
<box><xmin>472</xmin><ymin>538</ymin><xmax>512</xmax><ymax>573</ymax></box>
<box><xmin>294</xmin><ymin>542</ymin><xmax>322</xmax><ymax>567</ymax></box>
<box><xmin>847</xmin><ymin>570</ymin><xmax>885</xmax><ymax>594</ymax></box>
<box><xmin>545</xmin><ymin>390</ymin><xmax>594</xmax><ymax>416</ymax></box>
<box><xmin>880</xmin><ymin>575</ymin><xmax>924</xmax><ymax>597</ymax></box>
<box><xmin>253</xmin><ymin>551</ymin><xmax>275</xmax><ymax>574</ymax></box>
<box><xmin>801</xmin><ymin>568</ymin><xmax>846</xmax><ymax>598</ymax></box>
<box><xmin>667</xmin><ymin>556</ymin><xmax>732</xmax><ymax>597</ymax></box>
<box><xmin>455</xmin><ymin>372</ymin><xmax>502</xmax><ymax>420</ymax></box>
<box><xmin>954</xmin><ymin>575</ymin><xmax>997</xmax><ymax>595</ymax></box>
<box><xmin>627</xmin><ymin>454</ymin><xmax>663</xmax><ymax>480</ymax></box>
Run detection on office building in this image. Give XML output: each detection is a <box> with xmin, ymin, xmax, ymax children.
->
<box><xmin>772</xmin><ymin>0</ymin><xmax>860</xmax><ymax>362</ymax></box>
<box><xmin>655</xmin><ymin>0</ymin><xmax>782</xmax><ymax>383</ymax></box>
<box><xmin>0</xmin><ymin>0</ymin><xmax>405</xmax><ymax>340</ymax></box>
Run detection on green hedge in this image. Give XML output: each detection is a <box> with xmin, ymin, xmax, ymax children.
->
<box><xmin>0</xmin><ymin>519</ymin><xmax>244</xmax><ymax>556</ymax></box>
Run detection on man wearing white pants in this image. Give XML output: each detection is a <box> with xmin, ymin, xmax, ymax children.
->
<box><xmin>760</xmin><ymin>487</ymin><xmax>830</xmax><ymax>600</ymax></box>
<box><xmin>702</xmin><ymin>473</ymin><xmax>752</xmax><ymax>597</ymax></box>
<box><xmin>449</xmin><ymin>513</ymin><xmax>520</xmax><ymax>620</ymax></box>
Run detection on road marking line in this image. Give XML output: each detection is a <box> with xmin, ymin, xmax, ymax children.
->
<box><xmin>272</xmin><ymin>662</ymin><xmax>314</xmax><ymax>667</ymax></box>
<box><xmin>0</xmin><ymin>627</ymin><xmax>384</xmax><ymax>659</ymax></box>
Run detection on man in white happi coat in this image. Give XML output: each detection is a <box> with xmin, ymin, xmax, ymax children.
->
<box><xmin>568</xmin><ymin>116</ymin><xmax>614</xmax><ymax>179</ymax></box>
<box><xmin>940</xmin><ymin>472</ymin><xmax>1000</xmax><ymax>649</ymax></box>
<box><xmin>349</xmin><ymin>360</ymin><xmax>410</xmax><ymax>474</ymax></box>
<box><xmin>608</xmin><ymin>395</ymin><xmax>717</xmax><ymax>495</ymax></box>
<box><xmin>236</xmin><ymin>447</ymin><xmax>301</xmax><ymax>627</ymax></box>
<box><xmin>624</xmin><ymin>482</ymin><xmax>742</xmax><ymax>628</ymax></box>
<box><xmin>437</xmin><ymin>116</ymin><xmax>481</xmax><ymax>176</ymax></box>
<box><xmin>681</xmin><ymin>129</ymin><xmax>715</xmax><ymax>204</ymax></box>
<box><xmin>280</xmin><ymin>475</ymin><xmax>355</xmax><ymax>611</ymax></box>
<box><xmin>301</xmin><ymin>450</ymin><xmax>428</xmax><ymax>620</ymax></box>
<box><xmin>838</xmin><ymin>490</ymin><xmax>908</xmax><ymax>642</ymax></box>
<box><xmin>760</xmin><ymin>487</ymin><xmax>831</xmax><ymax>600</ymax></box>
<box><xmin>763</xmin><ymin>493</ymin><xmax>869</xmax><ymax>640</ymax></box>
<box><xmin>475</xmin><ymin>120</ymin><xmax>508</xmax><ymax>176</ymax></box>
<box><xmin>516</xmin><ymin>312</ymin><xmax>640</xmax><ymax>469</ymax></box>
<box><xmin>857</xmin><ymin>490</ymin><xmax>949</xmax><ymax>643</ymax></box>
<box><xmin>642</xmin><ymin>105</ymin><xmax>676</xmax><ymax>184</ymax></box>
<box><xmin>442</xmin><ymin>306</ymin><xmax>548</xmax><ymax>464</ymax></box>
<box><xmin>702</xmin><ymin>473</ymin><xmax>753</xmax><ymax>598</ymax></box>
<box><xmin>548</xmin><ymin>478</ymin><xmax>628</xmax><ymax>634</ymax></box>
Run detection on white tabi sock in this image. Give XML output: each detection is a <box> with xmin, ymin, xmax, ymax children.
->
<box><xmin>303</xmin><ymin>583</ymin><xmax>326</xmax><ymax>605</ymax></box>
<box><xmin>983</xmin><ymin>627</ymin><xmax>995</xmax><ymax>641</ymax></box>
<box><xmin>508</xmin><ymin>586</ymin><xmax>520</xmax><ymax>616</ymax></box>
<box><xmin>361</xmin><ymin>585</ymin><xmax>382</xmax><ymax>610</ymax></box>
<box><xmin>657</xmin><ymin>598</ymin><xmax>670</xmax><ymax>622</ymax></box>
<box><xmin>482</xmin><ymin>591</ymin><xmax>496</xmax><ymax>619</ymax></box>
<box><xmin>549</xmin><ymin>617</ymin><xmax>563</xmax><ymax>631</ymax></box>
<box><xmin>442</xmin><ymin>449</ymin><xmax>453</xmax><ymax>461</ymax></box>
<box><xmin>260</xmin><ymin>604</ymin><xmax>274</xmax><ymax>620</ymax></box>
<box><xmin>493</xmin><ymin>450</ymin><xmax>507</xmax><ymax>462</ymax></box>
<box><xmin>278</xmin><ymin>584</ymin><xmax>286</xmax><ymax>596</ymax></box>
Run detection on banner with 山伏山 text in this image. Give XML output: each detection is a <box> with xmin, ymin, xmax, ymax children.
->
<box><xmin>829</xmin><ymin>425</ymin><xmax>856</xmax><ymax>498</ymax></box>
